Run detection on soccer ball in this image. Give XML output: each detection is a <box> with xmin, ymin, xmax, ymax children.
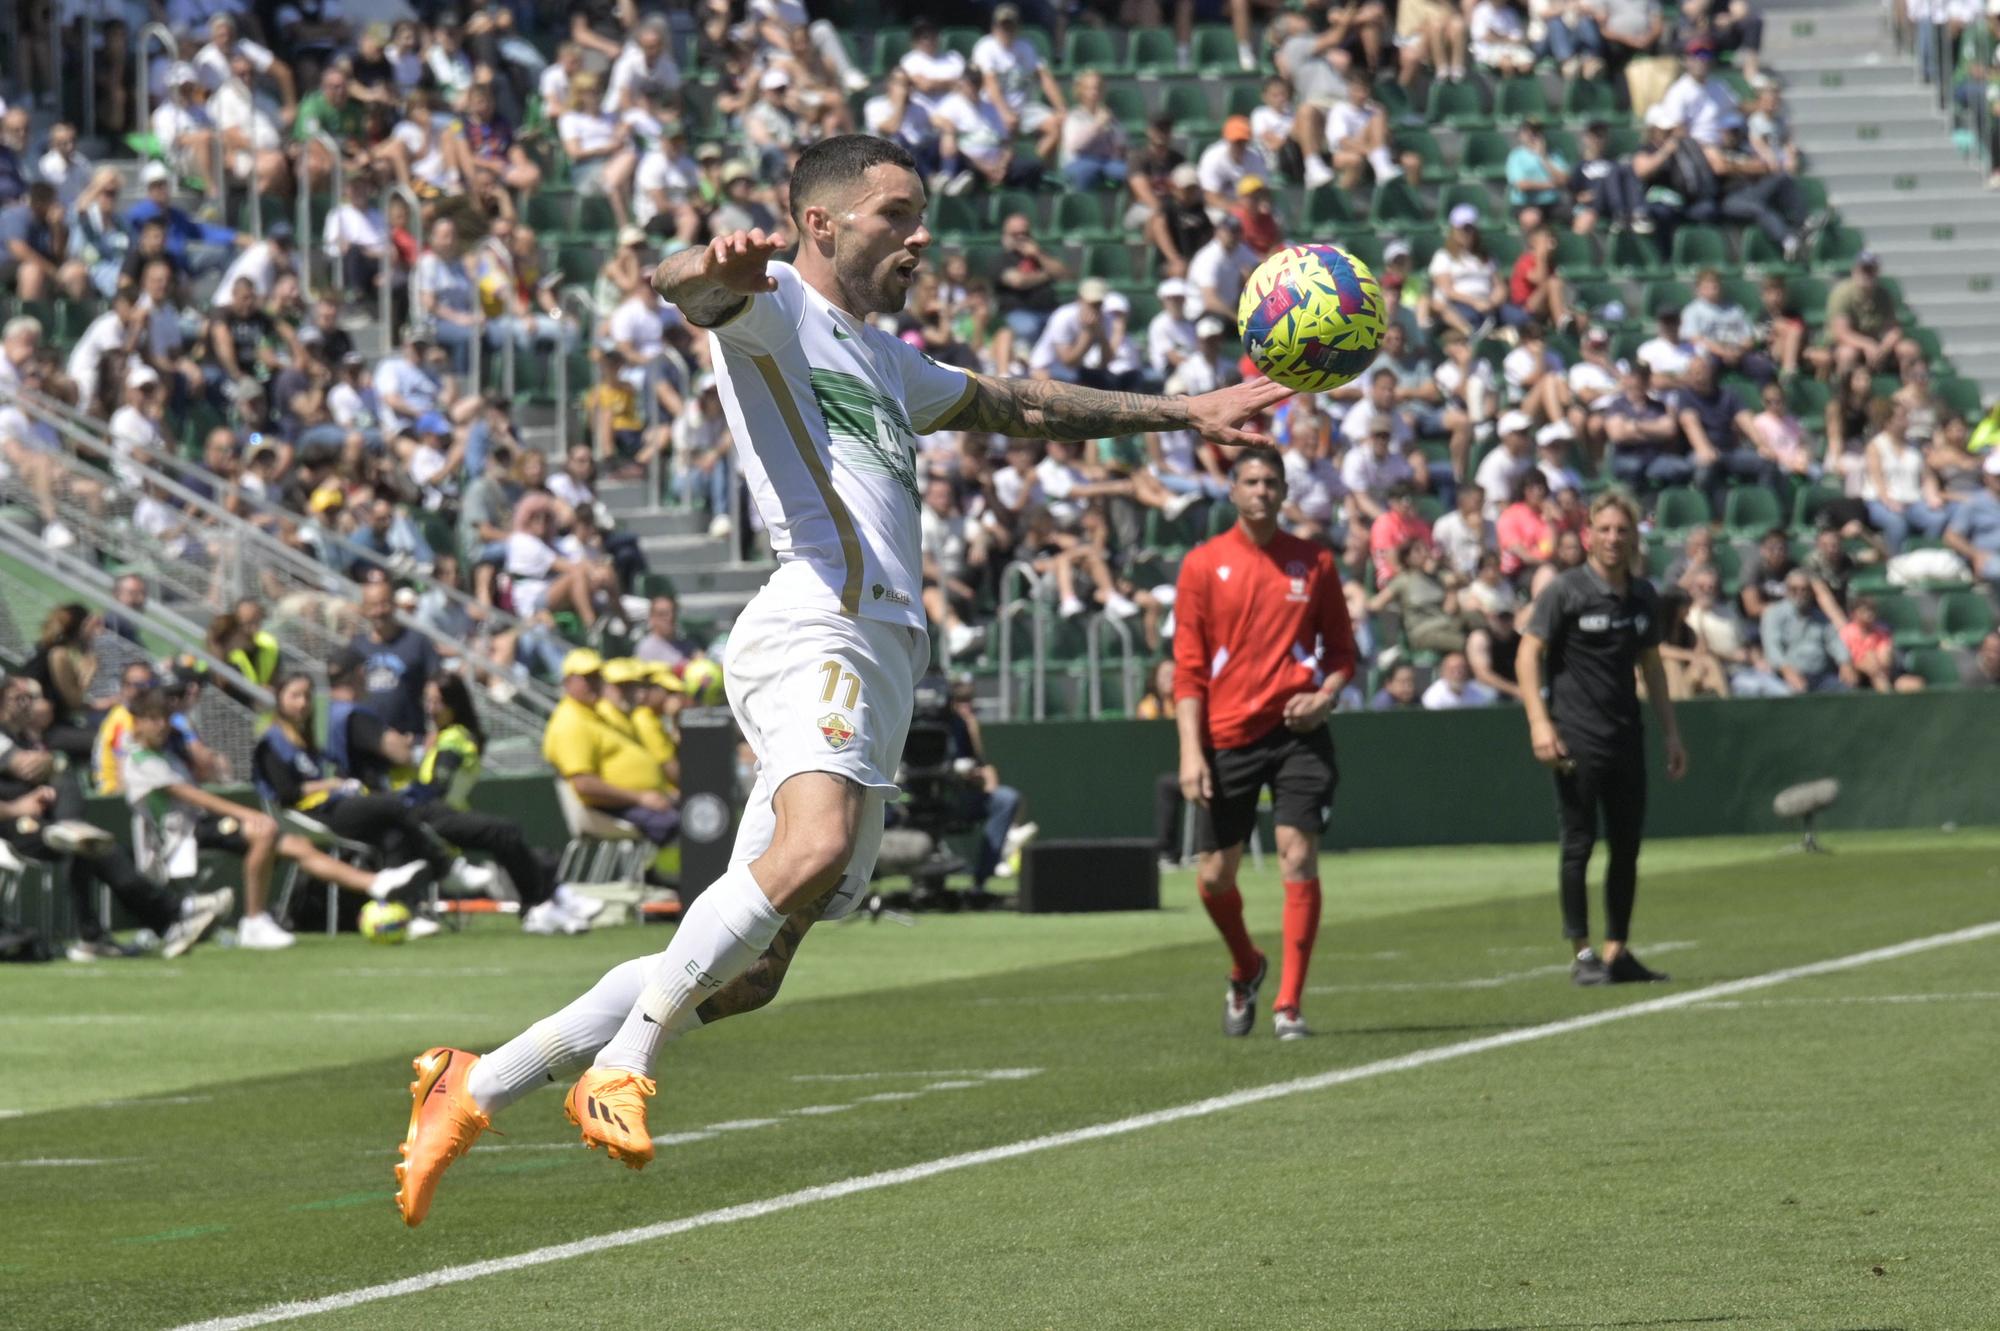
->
<box><xmin>681</xmin><ymin>657</ymin><xmax>725</xmax><ymax>706</ymax></box>
<box><xmin>1237</xmin><ymin>244</ymin><xmax>1387</xmax><ymax>393</ymax></box>
<box><xmin>358</xmin><ymin>899</ymin><xmax>412</xmax><ymax>944</ymax></box>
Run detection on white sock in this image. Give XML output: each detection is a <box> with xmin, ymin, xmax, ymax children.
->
<box><xmin>1369</xmin><ymin>146</ymin><xmax>1397</xmax><ymax>184</ymax></box>
<box><xmin>466</xmin><ymin>957</ymin><xmax>707</xmax><ymax>1116</ymax></box>
<box><xmin>592</xmin><ymin>864</ymin><xmax>786</xmax><ymax>1078</ymax></box>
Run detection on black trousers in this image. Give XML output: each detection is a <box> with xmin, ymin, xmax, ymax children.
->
<box><xmin>1553</xmin><ymin>746</ymin><xmax>1647</xmax><ymax>943</ymax></box>
<box><xmin>413</xmin><ymin>804</ymin><xmax>553</xmax><ymax>908</ymax></box>
<box><xmin>6</xmin><ymin>775</ymin><xmax>182</xmax><ymax>941</ymax></box>
<box><xmin>1154</xmin><ymin>772</ymin><xmax>1186</xmax><ymax>860</ymax></box>
<box><xmin>321</xmin><ymin>794</ymin><xmax>453</xmax><ymax>879</ymax></box>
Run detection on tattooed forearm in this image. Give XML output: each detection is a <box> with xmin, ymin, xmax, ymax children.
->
<box><xmin>938</xmin><ymin>372</ymin><xmax>1193</xmax><ymax>441</ymax></box>
<box><xmin>694</xmin><ymin>909</ymin><xmax>814</xmax><ymax>1023</ymax></box>
<box><xmin>651</xmin><ymin>249</ymin><xmax>749</xmax><ymax>328</ymax></box>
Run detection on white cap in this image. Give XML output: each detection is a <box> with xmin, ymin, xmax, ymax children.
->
<box><xmin>1077</xmin><ymin>277</ymin><xmax>1111</xmax><ymax>304</ymax></box>
<box><xmin>1447</xmin><ymin>203</ymin><xmax>1480</xmax><ymax>229</ymax></box>
<box><xmin>169</xmin><ymin>61</ymin><xmax>199</xmax><ymax>86</ymax></box>
<box><xmin>141</xmin><ymin>161</ymin><xmax>172</xmax><ymax>185</ymax></box>
<box><xmin>1155</xmin><ymin>277</ymin><xmax>1191</xmax><ymax>302</ymax></box>
<box><xmin>1102</xmin><ymin>291</ymin><xmax>1130</xmax><ymax>317</ymax></box>
<box><xmin>1169</xmin><ymin>163</ymin><xmax>1200</xmax><ymax>189</ymax></box>
<box><xmin>760</xmin><ymin>68</ymin><xmax>790</xmax><ymax>90</ymax></box>
<box><xmin>1537</xmin><ymin>421</ymin><xmax>1576</xmax><ymax>447</ymax></box>
<box><xmin>1383</xmin><ymin>238</ymin><xmax>1412</xmax><ymax>262</ymax></box>
<box><xmin>1499</xmin><ymin>409</ymin><xmax>1533</xmax><ymax>436</ymax></box>
<box><xmin>1196</xmin><ymin>314</ymin><xmax>1227</xmax><ymax>338</ymax></box>
<box><xmin>128</xmin><ymin>364</ymin><xmax>161</xmax><ymax>388</ymax></box>
<box><xmin>1645</xmin><ymin>102</ymin><xmax>1681</xmax><ymax>131</ymax></box>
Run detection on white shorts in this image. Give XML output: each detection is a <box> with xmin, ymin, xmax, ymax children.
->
<box><xmin>721</xmin><ymin>593</ymin><xmax>929</xmax><ymax>921</ymax></box>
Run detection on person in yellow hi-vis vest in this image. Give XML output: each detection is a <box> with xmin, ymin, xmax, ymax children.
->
<box><xmin>601</xmin><ymin>658</ymin><xmax>680</xmax><ymax>791</ymax></box>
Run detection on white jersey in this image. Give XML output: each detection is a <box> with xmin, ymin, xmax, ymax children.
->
<box><xmin>704</xmin><ymin>262</ymin><xmax>973</xmax><ymax>630</ymax></box>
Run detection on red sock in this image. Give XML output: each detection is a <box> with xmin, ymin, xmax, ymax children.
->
<box><xmin>1197</xmin><ymin>882</ymin><xmax>1261</xmax><ymax>982</ymax></box>
<box><xmin>1275</xmin><ymin>878</ymin><xmax>1323</xmax><ymax>1014</ymax></box>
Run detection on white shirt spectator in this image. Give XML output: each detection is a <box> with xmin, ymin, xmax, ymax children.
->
<box><xmin>504</xmin><ymin>530</ymin><xmax>558</xmax><ymax>616</ymax></box>
<box><xmin>920</xmin><ymin>503</ymin><xmax>969</xmax><ymax>577</ymax></box>
<box><xmin>989</xmin><ymin>465</ymin><xmax>1044</xmax><ymax>516</ymax></box>
<box><xmin>1186</xmin><ymin>236</ymin><xmax>1261</xmax><ymax>312</ymax></box>
<box><xmin>193</xmin><ymin>36</ymin><xmax>274</xmax><ymax>90</ymax></box>
<box><xmin>1469</xmin><ymin>0</ymin><xmax>1531</xmax><ymax>63</ymax></box>
<box><xmin>152</xmin><ymin>100</ymin><xmax>212</xmax><ymax>156</ymax></box>
<box><xmin>864</xmin><ymin>93</ymin><xmax>936</xmax><ymax>154</ymax></box>
<box><xmin>1196</xmin><ymin>139</ymin><xmax>1271</xmax><ymax>200</ymax></box>
<box><xmin>1636</xmin><ymin>334</ymin><xmax>1695</xmax><ymax>381</ymax></box>
<box><xmin>538</xmin><ymin>61</ymin><xmax>570</xmax><ymax>111</ymax></box>
<box><xmin>633</xmin><ymin>149</ymin><xmax>699</xmax><ymax>228</ymax></box>
<box><xmin>970</xmin><ymin>34</ymin><xmax>1046</xmax><ymax>114</ymax></box>
<box><xmin>1568</xmin><ymin>356</ymin><xmax>1619</xmax><ymax>402</ymax></box>
<box><xmin>1323</xmin><ymin>98</ymin><xmax>1375</xmax><ymax>147</ymax></box>
<box><xmin>1502</xmin><ymin>344</ymin><xmax>1565</xmax><ymax>397</ymax></box>
<box><xmin>1340</xmin><ymin>443</ymin><xmax>1413</xmax><ymax>500</ymax></box>
<box><xmin>322</xmin><ymin>200</ymin><xmax>386</xmax><ymax>258</ymax></box>
<box><xmin>1422</xmin><ymin>674</ymin><xmax>1498</xmax><ymax>709</ymax></box>
<box><xmin>393</xmin><ymin>117</ymin><xmax>459</xmax><ymax>192</ymax></box>
<box><xmin>327</xmin><ymin>379</ymin><xmax>376</xmax><ymax>429</ymax></box>
<box><xmin>609</xmin><ymin>294</ymin><xmax>667</xmax><ymax>365</ymax></box>
<box><xmin>1474</xmin><ymin>446</ymin><xmax>1534</xmax><ymax>517</ymax></box>
<box><xmin>1250</xmin><ymin>104</ymin><xmax>1295</xmax><ymax>145</ymax></box>
<box><xmin>1339</xmin><ymin>399</ymin><xmax>1414</xmax><ymax>449</ymax></box>
<box><xmin>607</xmin><ymin>39</ymin><xmax>681</xmax><ymax>110</ymax></box>
<box><xmin>1034</xmin><ymin>454</ymin><xmax>1090</xmax><ymax>526</ymax></box>
<box><xmin>109</xmin><ymin>404</ymin><xmax>166</xmax><ymax>485</ymax></box>
<box><xmin>413</xmin><ymin>248</ymin><xmax>475</xmax><ymax>322</ymax></box>
<box><xmin>211</xmin><ymin>238</ymin><xmax>293</xmax><ymax>307</ymax></box>
<box><xmin>931</xmin><ymin>91</ymin><xmax>1007</xmax><ymax>168</ymax></box>
<box><xmin>1147</xmin><ymin>309</ymin><xmax>1199</xmax><ymax>376</ymax></box>
<box><xmin>65</xmin><ymin>310</ymin><xmax>129</xmax><ymax>405</ymax></box>
<box><xmin>1432</xmin><ymin>509</ymin><xmax>1495</xmax><ymax>576</ymax></box>
<box><xmin>209</xmin><ymin>79</ymin><xmax>284</xmax><ymax>155</ymax></box>
<box><xmin>1656</xmin><ymin>73</ymin><xmax>1740</xmax><ymax>146</ymax></box>
<box><xmin>1029</xmin><ymin>299</ymin><xmax>1140</xmax><ymax>375</ymax></box>
<box><xmin>36</xmin><ymin>149</ymin><xmax>93</xmax><ymax>207</ymax></box>
<box><xmin>1284</xmin><ymin>448</ymin><xmax>1347</xmax><ymax>525</ymax></box>
<box><xmin>556</xmin><ymin>109</ymin><xmax>619</xmax><ymax>157</ymax></box>
<box><xmin>372</xmin><ymin>354</ymin><xmax>439</xmax><ymax>437</ymax></box>
<box><xmin>1429</xmin><ymin>248</ymin><xmax>1497</xmax><ymax>304</ymax></box>
<box><xmin>900</xmin><ymin>47</ymin><xmax>968</xmax><ymax>113</ymax></box>
<box><xmin>1434</xmin><ymin>354</ymin><xmax>1497</xmax><ymax>407</ymax></box>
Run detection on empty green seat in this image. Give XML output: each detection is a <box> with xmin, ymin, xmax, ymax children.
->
<box><xmin>1671</xmin><ymin>225</ymin><xmax>1732</xmax><ymax>273</ymax></box>
<box><xmin>1392</xmin><ymin>126</ymin><xmax>1449</xmax><ymax>182</ymax></box>
<box><xmin>1063</xmin><ymin>27</ymin><xmax>1125</xmax><ymax>73</ymax></box>
<box><xmin>1494</xmin><ymin>77</ymin><xmax>1551</xmax><ymax>121</ymax></box>
<box><xmin>1130</xmin><ymin>29</ymin><xmax>1179</xmax><ymax>75</ymax></box>
<box><xmin>1104</xmin><ymin>82</ymin><xmax>1148</xmax><ymax>130</ymax></box>
<box><xmin>1305</xmin><ymin>185</ymin><xmax>1355</xmax><ymax>228</ymax></box>
<box><xmin>1938</xmin><ymin>591</ymin><xmax>1997</xmax><ymax>645</ymax></box>
<box><xmin>1054</xmin><ymin>192</ymin><xmax>1113</xmax><ymax>241</ymax></box>
<box><xmin>1458</xmin><ymin>129</ymin><xmax>1511</xmax><ymax>181</ymax></box>
<box><xmin>1425</xmin><ymin>79</ymin><xmax>1491</xmax><ymax>128</ymax></box>
<box><xmin>931</xmin><ymin>193</ymin><xmax>982</xmax><ymax>241</ymax></box>
<box><xmin>1081</xmin><ymin>243</ymin><xmax>1138</xmax><ymax>281</ymax></box>
<box><xmin>1191</xmin><ymin>25</ymin><xmax>1240</xmax><ymax>74</ymax></box>
<box><xmin>1903</xmin><ymin>647</ymin><xmax>1965</xmax><ymax>688</ymax></box>
<box><xmin>1643</xmin><ymin>279</ymin><xmax>1693</xmax><ymax>318</ymax></box>
<box><xmin>1609</xmin><ymin>231</ymin><xmax>1667</xmax><ymax>278</ymax></box>
<box><xmin>1722</xmin><ymin>485</ymin><xmax>1783</xmax><ymax>538</ymax></box>
<box><xmin>1653</xmin><ymin>487</ymin><xmax>1712</xmax><ymax>534</ymax></box>
<box><xmin>1870</xmin><ymin>592</ymin><xmax>1930</xmax><ymax>649</ymax></box>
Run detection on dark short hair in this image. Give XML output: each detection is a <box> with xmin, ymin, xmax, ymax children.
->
<box><xmin>130</xmin><ymin>688</ymin><xmax>172</xmax><ymax>722</ymax></box>
<box><xmin>789</xmin><ymin>134</ymin><xmax>919</xmax><ymax>226</ymax></box>
<box><xmin>1229</xmin><ymin>445</ymin><xmax>1284</xmax><ymax>480</ymax></box>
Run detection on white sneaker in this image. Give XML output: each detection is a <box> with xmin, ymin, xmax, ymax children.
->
<box><xmin>1274</xmin><ymin>1009</ymin><xmax>1314</xmax><ymax>1041</ymax></box>
<box><xmin>1058</xmin><ymin>595</ymin><xmax>1086</xmax><ymax>619</ymax></box>
<box><xmin>552</xmin><ymin>884</ymin><xmax>607</xmax><ymax>921</ymax></box>
<box><xmin>708</xmin><ymin>514</ymin><xmax>733</xmax><ymax>538</ymax></box>
<box><xmin>1302</xmin><ymin>156</ymin><xmax>1335</xmax><ymax>190</ymax></box>
<box><xmin>945</xmin><ymin>621</ymin><xmax>985</xmax><ymax>659</ymax></box>
<box><xmin>43</xmin><ymin>821</ymin><xmax>113</xmax><ymax>856</ymax></box>
<box><xmin>42</xmin><ymin>521</ymin><xmax>77</xmax><ymax>552</ymax></box>
<box><xmin>238</xmin><ymin>912</ymin><xmax>297</xmax><ymax>950</ymax></box>
<box><xmin>1002</xmin><ymin>820</ymin><xmax>1040</xmax><ymax>860</ymax></box>
<box><xmin>446</xmin><ymin>858</ymin><xmax>498</xmax><ymax>895</ymax></box>
<box><xmin>405</xmin><ymin>914</ymin><xmax>442</xmax><ymax>940</ymax></box>
<box><xmin>1103</xmin><ymin>592</ymin><xmax>1142</xmax><ymax>621</ymax></box>
<box><xmin>1162</xmin><ymin>491</ymin><xmax>1201</xmax><ymax>522</ymax></box>
<box><xmin>161</xmin><ymin>887</ymin><xmax>234</xmax><ymax>960</ymax></box>
<box><xmin>369</xmin><ymin>859</ymin><xmax>429</xmax><ymax>901</ymax></box>
<box><xmin>522</xmin><ymin>899</ymin><xmax>590</xmax><ymax>935</ymax></box>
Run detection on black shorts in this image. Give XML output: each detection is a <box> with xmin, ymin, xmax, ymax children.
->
<box><xmin>195</xmin><ymin>812</ymin><xmax>251</xmax><ymax>855</ymax></box>
<box><xmin>1195</xmin><ymin>723</ymin><xmax>1339</xmax><ymax>854</ymax></box>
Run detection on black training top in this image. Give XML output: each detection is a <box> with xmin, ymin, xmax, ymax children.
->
<box><xmin>1525</xmin><ymin>564</ymin><xmax>1663</xmax><ymax>758</ymax></box>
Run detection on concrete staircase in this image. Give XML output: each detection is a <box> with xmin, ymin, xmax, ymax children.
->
<box><xmin>1765</xmin><ymin>0</ymin><xmax>2000</xmax><ymax>395</ymax></box>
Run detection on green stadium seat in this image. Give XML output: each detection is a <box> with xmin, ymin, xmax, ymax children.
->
<box><xmin>954</xmin><ymin>242</ymin><xmax>1005</xmax><ymax>274</ymax></box>
<box><xmin>1789</xmin><ymin>481</ymin><xmax>1845</xmax><ymax>529</ymax></box>
<box><xmin>1104</xmin><ymin>82</ymin><xmax>1149</xmax><ymax>130</ymax></box>
<box><xmin>1722</xmin><ymin>485</ymin><xmax>1784</xmax><ymax>539</ymax></box>
<box><xmin>1338</xmin><ymin>231</ymin><xmax>1386</xmax><ymax>271</ymax></box>
<box><xmin>1224</xmin><ymin>83</ymin><xmax>1262</xmax><ymax>119</ymax></box>
<box><xmin>1483</xmin><ymin>228</ymin><xmax>1524</xmax><ymax>270</ymax></box>
<box><xmin>1561</xmin><ymin>78</ymin><xmax>1626</xmax><ymax>121</ymax></box>
<box><xmin>1191</xmin><ymin>25</ymin><xmax>1239</xmax><ymax>74</ymax></box>
<box><xmin>1130</xmin><ymin>29</ymin><xmax>1179</xmax><ymax>76</ymax></box>
<box><xmin>1436</xmin><ymin>181</ymin><xmax>1496</xmax><ymax>228</ymax></box>
<box><xmin>986</xmin><ymin>190</ymin><xmax>1041</xmax><ymax>230</ymax></box>
<box><xmin>570</xmin><ymin>195</ymin><xmax>615</xmax><ymax>240</ymax></box>
<box><xmin>1935</xmin><ymin>376</ymin><xmax>1984</xmax><ymax>419</ymax></box>
<box><xmin>872</xmin><ymin>27</ymin><xmax>911</xmax><ymax>75</ymax></box>
<box><xmin>1369</xmin><ymin>178</ymin><xmax>1429</xmax><ymax>228</ymax></box>
<box><xmin>1870</xmin><ymin>592</ymin><xmax>1930</xmax><ymax>649</ymax></box>
<box><xmin>940</xmin><ymin>26</ymin><xmax>981</xmax><ymax>58</ymax></box>
<box><xmin>1740</xmin><ymin>230</ymin><xmax>1800</xmax><ymax>274</ymax></box>
<box><xmin>556</xmin><ymin>243</ymin><xmax>603</xmax><ymax>283</ymax></box>
<box><xmin>1550</xmin><ymin>230</ymin><xmax>1603</xmax><ymax>279</ymax></box>
<box><xmin>1671</xmin><ymin>225</ymin><xmax>1732</xmax><ymax>273</ymax></box>
<box><xmin>1907</xmin><ymin>326</ymin><xmax>1947</xmax><ymax>369</ymax></box>
<box><xmin>1425</xmin><ymin>79</ymin><xmax>1492</xmax><ymax>128</ymax></box>
<box><xmin>1054</xmin><ymin>192</ymin><xmax>1114</xmax><ymax>242</ymax></box>
<box><xmin>1643</xmin><ymin>279</ymin><xmax>1693</xmax><ymax>318</ymax></box>
<box><xmin>932</xmin><ymin>192</ymin><xmax>982</xmax><ymax>241</ymax></box>
<box><xmin>1372</xmin><ymin>76</ymin><xmax>1418</xmax><ymax>125</ymax></box>
<box><xmin>1081</xmin><ymin>243</ymin><xmax>1139</xmax><ymax>281</ymax></box>
<box><xmin>1609</xmin><ymin>231</ymin><xmax>1668</xmax><ymax>278</ymax></box>
<box><xmin>1544</xmin><ymin>128</ymin><xmax>1582</xmax><ymax>165</ymax></box>
<box><xmin>1494</xmin><ymin>77</ymin><xmax>1552</xmax><ymax>121</ymax></box>
<box><xmin>1019</xmin><ymin>28</ymin><xmax>1054</xmax><ymax>63</ymax></box>
<box><xmin>1162</xmin><ymin>84</ymin><xmax>1216</xmax><ymax>138</ymax></box>
<box><xmin>1904</xmin><ymin>647</ymin><xmax>1965</xmax><ymax>688</ymax></box>
<box><xmin>1305</xmin><ymin>185</ymin><xmax>1356</xmax><ymax>229</ymax></box>
<box><xmin>1392</xmin><ymin>126</ymin><xmax>1450</xmax><ymax>182</ymax></box>
<box><xmin>1653</xmin><ymin>487</ymin><xmax>1712</xmax><ymax>535</ymax></box>
<box><xmin>1815</xmin><ymin>224</ymin><xmax>1867</xmax><ymax>267</ymax></box>
<box><xmin>1124</xmin><ymin>292</ymin><xmax>1161</xmax><ymax>328</ymax></box>
<box><xmin>1938</xmin><ymin>591</ymin><xmax>1997</xmax><ymax>646</ymax></box>
<box><xmin>1458</xmin><ymin>129</ymin><xmax>1511</xmax><ymax>181</ymax></box>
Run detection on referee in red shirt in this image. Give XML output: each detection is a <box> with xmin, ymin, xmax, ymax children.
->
<box><xmin>1174</xmin><ymin>447</ymin><xmax>1358</xmax><ymax>1040</ymax></box>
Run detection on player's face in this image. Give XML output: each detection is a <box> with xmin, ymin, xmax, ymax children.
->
<box><xmin>133</xmin><ymin>712</ymin><xmax>171</xmax><ymax>749</ymax></box>
<box><xmin>830</xmin><ymin>163</ymin><xmax>932</xmax><ymax>316</ymax></box>
<box><xmin>1589</xmin><ymin>506</ymin><xmax>1636</xmax><ymax>570</ymax></box>
<box><xmin>1229</xmin><ymin>459</ymin><xmax>1285</xmax><ymax>523</ymax></box>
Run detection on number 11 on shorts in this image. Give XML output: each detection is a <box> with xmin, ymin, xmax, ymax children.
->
<box><xmin>818</xmin><ymin>660</ymin><xmax>860</xmax><ymax>710</ymax></box>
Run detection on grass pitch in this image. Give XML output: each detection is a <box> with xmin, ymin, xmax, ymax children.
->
<box><xmin>4</xmin><ymin>828</ymin><xmax>1998</xmax><ymax>1331</ymax></box>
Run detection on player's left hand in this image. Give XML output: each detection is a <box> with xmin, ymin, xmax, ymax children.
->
<box><xmin>1664</xmin><ymin>735</ymin><xmax>1689</xmax><ymax>780</ymax></box>
<box><xmin>1282</xmin><ymin>690</ymin><xmax>1333</xmax><ymax>732</ymax></box>
<box><xmin>1186</xmin><ymin>374</ymin><xmax>1294</xmax><ymax>449</ymax></box>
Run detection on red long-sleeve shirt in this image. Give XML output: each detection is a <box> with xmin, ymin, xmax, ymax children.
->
<box><xmin>1172</xmin><ymin>524</ymin><xmax>1358</xmax><ymax>750</ymax></box>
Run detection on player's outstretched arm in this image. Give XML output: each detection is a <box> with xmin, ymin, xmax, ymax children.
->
<box><xmin>937</xmin><ymin>371</ymin><xmax>1293</xmax><ymax>447</ymax></box>
<box><xmin>650</xmin><ymin>228</ymin><xmax>785</xmax><ymax>327</ymax></box>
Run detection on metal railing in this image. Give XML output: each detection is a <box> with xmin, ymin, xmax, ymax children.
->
<box><xmin>554</xmin><ymin>286</ymin><xmax>600</xmax><ymax>454</ymax></box>
<box><xmin>0</xmin><ymin>522</ymin><xmax>273</xmax><ymax>783</ymax></box>
<box><xmin>379</xmin><ymin>181</ymin><xmax>423</xmax><ymax>336</ymax></box>
<box><xmin>299</xmin><ymin>130</ymin><xmax>341</xmax><ymax>302</ymax></box>
<box><xmin>1085</xmin><ymin>613</ymin><xmax>1140</xmax><ymax>719</ymax></box>
<box><xmin>218</xmin><ymin>76</ymin><xmax>262</xmax><ymax>237</ymax></box>
<box><xmin>0</xmin><ymin>391</ymin><xmax>556</xmax><ymax>770</ymax></box>
<box><xmin>1915</xmin><ymin>19</ymin><xmax>1997</xmax><ymax>174</ymax></box>
<box><xmin>994</xmin><ymin>561</ymin><xmax>1048</xmax><ymax>721</ymax></box>
<box><xmin>134</xmin><ymin>23</ymin><xmax>178</xmax><ymax>141</ymax></box>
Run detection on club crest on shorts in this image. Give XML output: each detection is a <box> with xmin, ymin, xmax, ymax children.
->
<box><xmin>818</xmin><ymin>712</ymin><xmax>856</xmax><ymax>751</ymax></box>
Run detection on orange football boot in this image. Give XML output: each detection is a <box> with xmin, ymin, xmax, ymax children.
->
<box><xmin>564</xmin><ymin>1068</ymin><xmax>657</xmax><ymax>1169</ymax></box>
<box><xmin>394</xmin><ymin>1047</ymin><xmax>491</xmax><ymax>1227</ymax></box>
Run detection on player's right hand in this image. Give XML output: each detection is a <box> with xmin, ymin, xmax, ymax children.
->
<box><xmin>699</xmin><ymin>228</ymin><xmax>784</xmax><ymax>295</ymax></box>
<box><xmin>1179</xmin><ymin>753</ymin><xmax>1213</xmax><ymax>807</ymax></box>
<box><xmin>1529</xmin><ymin>719</ymin><xmax>1568</xmax><ymax>768</ymax></box>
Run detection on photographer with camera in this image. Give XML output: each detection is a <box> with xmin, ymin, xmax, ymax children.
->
<box><xmin>899</xmin><ymin>673</ymin><xmax>1039</xmax><ymax>895</ymax></box>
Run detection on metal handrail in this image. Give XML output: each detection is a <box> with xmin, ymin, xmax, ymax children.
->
<box><xmin>299</xmin><ymin>130</ymin><xmax>342</xmax><ymax>302</ymax></box>
<box><xmin>0</xmin><ymin>390</ymin><xmax>558</xmax><ymax>729</ymax></box>
<box><xmin>995</xmin><ymin>561</ymin><xmax>1048</xmax><ymax>721</ymax></box>
<box><xmin>1086</xmin><ymin>612</ymin><xmax>1138</xmax><ymax>718</ymax></box>
<box><xmin>80</xmin><ymin>11</ymin><xmax>97</xmax><ymax>141</ymax></box>
<box><xmin>379</xmin><ymin>181</ymin><xmax>423</xmax><ymax>335</ymax></box>
<box><xmin>217</xmin><ymin>76</ymin><xmax>260</xmax><ymax>236</ymax></box>
<box><xmin>555</xmin><ymin>285</ymin><xmax>600</xmax><ymax>453</ymax></box>
<box><xmin>135</xmin><ymin>23</ymin><xmax>177</xmax><ymax>137</ymax></box>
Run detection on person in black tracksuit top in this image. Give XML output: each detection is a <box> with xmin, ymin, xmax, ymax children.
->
<box><xmin>1517</xmin><ymin>492</ymin><xmax>1689</xmax><ymax>986</ymax></box>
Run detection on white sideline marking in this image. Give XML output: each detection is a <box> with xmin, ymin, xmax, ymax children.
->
<box><xmin>0</xmin><ymin>1110</ymin><xmax>23</xmax><ymax>1120</ymax></box>
<box><xmin>702</xmin><ymin>1118</ymin><xmax>780</xmax><ymax>1132</ymax></box>
<box><xmin>787</xmin><ymin>1104</ymin><xmax>853</xmax><ymax>1116</ymax></box>
<box><xmin>788</xmin><ymin>1068</ymin><xmax>1042</xmax><ymax>1083</ymax></box>
<box><xmin>1685</xmin><ymin>991</ymin><xmax>2000</xmax><ymax>1011</ymax></box>
<box><xmin>162</xmin><ymin>920</ymin><xmax>2000</xmax><ymax>1331</ymax></box>
<box><xmin>1</xmin><ymin>1157</ymin><xmax>129</xmax><ymax>1167</ymax></box>
<box><xmin>96</xmin><ymin>1095</ymin><xmax>213</xmax><ymax>1109</ymax></box>
<box><xmin>1308</xmin><ymin>940</ymin><xmax>1702</xmax><ymax>995</ymax></box>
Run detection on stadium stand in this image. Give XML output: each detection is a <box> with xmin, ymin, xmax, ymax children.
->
<box><xmin>0</xmin><ymin>0</ymin><xmax>1994</xmax><ymax>751</ymax></box>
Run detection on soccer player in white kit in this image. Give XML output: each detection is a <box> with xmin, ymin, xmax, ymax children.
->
<box><xmin>394</xmin><ymin>135</ymin><xmax>1289</xmax><ymax>1226</ymax></box>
